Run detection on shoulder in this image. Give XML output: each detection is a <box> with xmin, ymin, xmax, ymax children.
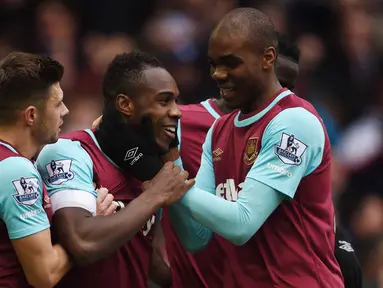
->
<box><xmin>267</xmin><ymin>107</ymin><xmax>325</xmax><ymax>144</ymax></box>
<box><xmin>38</xmin><ymin>138</ymin><xmax>91</xmax><ymax>163</ymax></box>
<box><xmin>0</xmin><ymin>156</ymin><xmax>39</xmax><ymax>179</ymax></box>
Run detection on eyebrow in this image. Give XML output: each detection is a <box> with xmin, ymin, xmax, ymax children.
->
<box><xmin>208</xmin><ymin>53</ymin><xmax>243</xmax><ymax>63</ymax></box>
<box><xmin>156</xmin><ymin>91</ymin><xmax>175</xmax><ymax>97</ymax></box>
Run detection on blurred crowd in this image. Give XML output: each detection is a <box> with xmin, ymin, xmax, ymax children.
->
<box><xmin>2</xmin><ymin>0</ymin><xmax>383</xmax><ymax>286</ymax></box>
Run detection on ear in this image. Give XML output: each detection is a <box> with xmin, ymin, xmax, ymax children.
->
<box><xmin>24</xmin><ymin>106</ymin><xmax>38</xmax><ymax>127</ymax></box>
<box><xmin>116</xmin><ymin>94</ymin><xmax>134</xmax><ymax>117</ymax></box>
<box><xmin>262</xmin><ymin>46</ymin><xmax>277</xmax><ymax>70</ymax></box>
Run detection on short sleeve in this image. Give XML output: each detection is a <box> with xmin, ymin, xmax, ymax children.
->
<box><xmin>247</xmin><ymin>107</ymin><xmax>325</xmax><ymax>198</ymax></box>
<box><xmin>36</xmin><ymin>139</ymin><xmax>96</xmax><ymax>198</ymax></box>
<box><xmin>0</xmin><ymin>157</ymin><xmax>50</xmax><ymax>239</ymax></box>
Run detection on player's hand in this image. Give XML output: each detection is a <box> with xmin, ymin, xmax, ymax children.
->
<box><xmin>145</xmin><ymin>162</ymin><xmax>195</xmax><ymax>206</ymax></box>
<box><xmin>96</xmin><ymin>187</ymin><xmax>118</xmax><ymax>216</ymax></box>
<box><xmin>92</xmin><ymin>115</ymin><xmax>103</xmax><ymax>129</ymax></box>
<box><xmin>94</xmin><ymin>111</ymin><xmax>164</xmax><ymax>182</ymax></box>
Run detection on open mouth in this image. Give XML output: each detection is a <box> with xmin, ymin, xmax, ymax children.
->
<box><xmin>164</xmin><ymin>126</ymin><xmax>176</xmax><ymax>140</ymax></box>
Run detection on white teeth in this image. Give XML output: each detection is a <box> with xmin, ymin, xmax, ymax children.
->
<box><xmin>165</xmin><ymin>127</ymin><xmax>176</xmax><ymax>133</ymax></box>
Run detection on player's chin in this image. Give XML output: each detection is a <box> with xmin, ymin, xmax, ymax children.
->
<box><xmin>156</xmin><ymin>138</ymin><xmax>171</xmax><ymax>154</ymax></box>
<box><xmin>48</xmin><ymin>132</ymin><xmax>60</xmax><ymax>144</ymax></box>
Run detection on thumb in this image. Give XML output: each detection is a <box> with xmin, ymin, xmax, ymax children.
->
<box><xmin>184</xmin><ymin>179</ymin><xmax>196</xmax><ymax>190</ymax></box>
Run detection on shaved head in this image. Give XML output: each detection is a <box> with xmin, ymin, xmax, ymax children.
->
<box><xmin>212</xmin><ymin>7</ymin><xmax>277</xmax><ymax>52</ymax></box>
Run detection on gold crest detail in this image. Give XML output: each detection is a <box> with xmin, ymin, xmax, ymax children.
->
<box><xmin>244</xmin><ymin>137</ymin><xmax>259</xmax><ymax>165</ymax></box>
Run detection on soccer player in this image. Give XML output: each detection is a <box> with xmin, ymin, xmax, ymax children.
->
<box><xmin>36</xmin><ymin>51</ymin><xmax>194</xmax><ymax>288</ymax></box>
<box><xmin>166</xmin><ymin>8</ymin><xmax>344</xmax><ymax>287</ymax></box>
<box><xmin>0</xmin><ymin>52</ymin><xmax>71</xmax><ymax>287</ymax></box>
<box><xmin>161</xmin><ymin>32</ymin><xmax>361</xmax><ymax>288</ymax></box>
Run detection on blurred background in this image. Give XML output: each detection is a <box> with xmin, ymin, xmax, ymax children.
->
<box><xmin>1</xmin><ymin>0</ymin><xmax>383</xmax><ymax>286</ymax></box>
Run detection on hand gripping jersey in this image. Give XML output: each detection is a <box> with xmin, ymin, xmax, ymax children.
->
<box><xmin>162</xmin><ymin>99</ymin><xmax>227</xmax><ymax>288</ymax></box>
<box><xmin>0</xmin><ymin>141</ymin><xmax>52</xmax><ymax>287</ymax></box>
<box><xmin>36</xmin><ymin>130</ymin><xmax>156</xmax><ymax>288</ymax></box>
<box><xmin>210</xmin><ymin>89</ymin><xmax>343</xmax><ymax>287</ymax></box>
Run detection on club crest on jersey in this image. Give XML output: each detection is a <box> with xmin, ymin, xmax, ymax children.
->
<box><xmin>274</xmin><ymin>133</ymin><xmax>307</xmax><ymax>165</ymax></box>
<box><xmin>45</xmin><ymin>159</ymin><xmax>74</xmax><ymax>185</ymax></box>
<box><xmin>12</xmin><ymin>177</ymin><xmax>40</xmax><ymax>206</ymax></box>
<box><xmin>244</xmin><ymin>137</ymin><xmax>259</xmax><ymax>165</ymax></box>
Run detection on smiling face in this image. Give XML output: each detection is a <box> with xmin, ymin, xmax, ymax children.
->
<box><xmin>208</xmin><ymin>26</ymin><xmax>277</xmax><ymax>113</ymax></box>
<box><xmin>128</xmin><ymin>67</ymin><xmax>181</xmax><ymax>153</ymax></box>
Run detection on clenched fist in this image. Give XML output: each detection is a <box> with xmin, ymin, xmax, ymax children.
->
<box><xmin>143</xmin><ymin>162</ymin><xmax>195</xmax><ymax>206</ymax></box>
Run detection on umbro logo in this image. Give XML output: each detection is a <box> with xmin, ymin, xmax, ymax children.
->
<box><xmin>338</xmin><ymin>240</ymin><xmax>354</xmax><ymax>252</ymax></box>
<box><xmin>213</xmin><ymin>148</ymin><xmax>224</xmax><ymax>161</ymax></box>
<box><xmin>124</xmin><ymin>147</ymin><xmax>139</xmax><ymax>161</ymax></box>
<box><xmin>124</xmin><ymin>147</ymin><xmax>143</xmax><ymax>166</ymax></box>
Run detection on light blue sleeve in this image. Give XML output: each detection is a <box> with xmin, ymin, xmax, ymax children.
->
<box><xmin>248</xmin><ymin>107</ymin><xmax>325</xmax><ymax>198</ymax></box>
<box><xmin>168</xmin><ymin>125</ymin><xmax>215</xmax><ymax>252</ymax></box>
<box><xmin>0</xmin><ymin>157</ymin><xmax>50</xmax><ymax>239</ymax></box>
<box><xmin>175</xmin><ymin>108</ymin><xmax>325</xmax><ymax>246</ymax></box>
<box><xmin>180</xmin><ymin>178</ymin><xmax>283</xmax><ymax>245</ymax></box>
<box><xmin>36</xmin><ymin>139</ymin><xmax>96</xmax><ymax>198</ymax></box>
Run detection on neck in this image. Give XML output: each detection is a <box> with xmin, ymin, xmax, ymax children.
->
<box><xmin>0</xmin><ymin>125</ymin><xmax>40</xmax><ymax>159</ymax></box>
<box><xmin>214</xmin><ymin>98</ymin><xmax>234</xmax><ymax>114</ymax></box>
<box><xmin>241</xmin><ymin>76</ymin><xmax>282</xmax><ymax>114</ymax></box>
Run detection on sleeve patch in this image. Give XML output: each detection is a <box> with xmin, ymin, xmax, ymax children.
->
<box><xmin>44</xmin><ymin>159</ymin><xmax>75</xmax><ymax>185</ymax></box>
<box><xmin>12</xmin><ymin>177</ymin><xmax>41</xmax><ymax>206</ymax></box>
<box><xmin>274</xmin><ymin>133</ymin><xmax>308</xmax><ymax>165</ymax></box>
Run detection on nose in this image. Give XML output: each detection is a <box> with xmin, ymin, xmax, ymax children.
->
<box><xmin>168</xmin><ymin>102</ymin><xmax>182</xmax><ymax>120</ymax></box>
<box><xmin>212</xmin><ymin>66</ymin><xmax>228</xmax><ymax>82</ymax></box>
<box><xmin>62</xmin><ymin>102</ymin><xmax>69</xmax><ymax>117</ymax></box>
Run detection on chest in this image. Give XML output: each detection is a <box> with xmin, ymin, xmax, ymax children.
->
<box><xmin>212</xmin><ymin>121</ymin><xmax>266</xmax><ymax>201</ymax></box>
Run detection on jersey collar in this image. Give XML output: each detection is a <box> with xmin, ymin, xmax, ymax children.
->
<box><xmin>234</xmin><ymin>89</ymin><xmax>292</xmax><ymax>128</ymax></box>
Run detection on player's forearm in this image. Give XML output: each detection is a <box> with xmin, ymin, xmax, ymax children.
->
<box><xmin>58</xmin><ymin>191</ymin><xmax>162</xmax><ymax>266</ymax></box>
<box><xmin>27</xmin><ymin>244</ymin><xmax>71</xmax><ymax>288</ymax></box>
<box><xmin>168</xmin><ymin>202</ymin><xmax>212</xmax><ymax>252</ymax></box>
<box><xmin>47</xmin><ymin>244</ymin><xmax>72</xmax><ymax>286</ymax></box>
<box><xmin>180</xmin><ymin>178</ymin><xmax>284</xmax><ymax>245</ymax></box>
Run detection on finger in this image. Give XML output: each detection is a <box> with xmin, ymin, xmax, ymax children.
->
<box><xmin>96</xmin><ymin>187</ymin><xmax>109</xmax><ymax>202</ymax></box>
<box><xmin>93</xmin><ymin>182</ymin><xmax>97</xmax><ymax>189</ymax></box>
<box><xmin>163</xmin><ymin>161</ymin><xmax>174</xmax><ymax>169</ymax></box>
<box><xmin>104</xmin><ymin>201</ymin><xmax>118</xmax><ymax>216</ymax></box>
<box><xmin>101</xmin><ymin>194</ymin><xmax>114</xmax><ymax>207</ymax></box>
<box><xmin>92</xmin><ymin>115</ymin><xmax>103</xmax><ymax>129</ymax></box>
<box><xmin>184</xmin><ymin>178</ymin><xmax>196</xmax><ymax>189</ymax></box>
<box><xmin>172</xmin><ymin>165</ymin><xmax>182</xmax><ymax>174</ymax></box>
<box><xmin>180</xmin><ymin>170</ymin><xmax>189</xmax><ymax>180</ymax></box>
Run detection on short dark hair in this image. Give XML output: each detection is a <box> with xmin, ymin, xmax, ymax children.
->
<box><xmin>215</xmin><ymin>8</ymin><xmax>277</xmax><ymax>51</ymax></box>
<box><xmin>277</xmin><ymin>32</ymin><xmax>300</xmax><ymax>63</ymax></box>
<box><xmin>0</xmin><ymin>52</ymin><xmax>64</xmax><ymax>124</ymax></box>
<box><xmin>102</xmin><ymin>51</ymin><xmax>164</xmax><ymax>106</ymax></box>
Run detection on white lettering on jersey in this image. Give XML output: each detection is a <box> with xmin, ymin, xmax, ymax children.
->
<box><xmin>267</xmin><ymin>163</ymin><xmax>293</xmax><ymax>177</ymax></box>
<box><xmin>216</xmin><ymin>179</ymin><xmax>243</xmax><ymax>201</ymax></box>
<box><xmin>338</xmin><ymin>240</ymin><xmax>354</xmax><ymax>252</ymax></box>
<box><xmin>142</xmin><ymin>215</ymin><xmax>156</xmax><ymax>237</ymax></box>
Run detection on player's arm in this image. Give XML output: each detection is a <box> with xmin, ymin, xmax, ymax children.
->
<box><xmin>0</xmin><ymin>157</ymin><xmax>71</xmax><ymax>288</ymax></box>
<box><xmin>167</xmin><ymin>126</ymin><xmax>216</xmax><ymax>252</ymax></box>
<box><xmin>36</xmin><ymin>140</ymin><xmax>165</xmax><ymax>266</ymax></box>
<box><xmin>149</xmin><ymin>218</ymin><xmax>172</xmax><ymax>288</ymax></box>
<box><xmin>179</xmin><ymin>108</ymin><xmax>325</xmax><ymax>245</ymax></box>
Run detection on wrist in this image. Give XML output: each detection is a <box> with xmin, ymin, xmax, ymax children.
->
<box><xmin>139</xmin><ymin>189</ymin><xmax>164</xmax><ymax>209</ymax></box>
